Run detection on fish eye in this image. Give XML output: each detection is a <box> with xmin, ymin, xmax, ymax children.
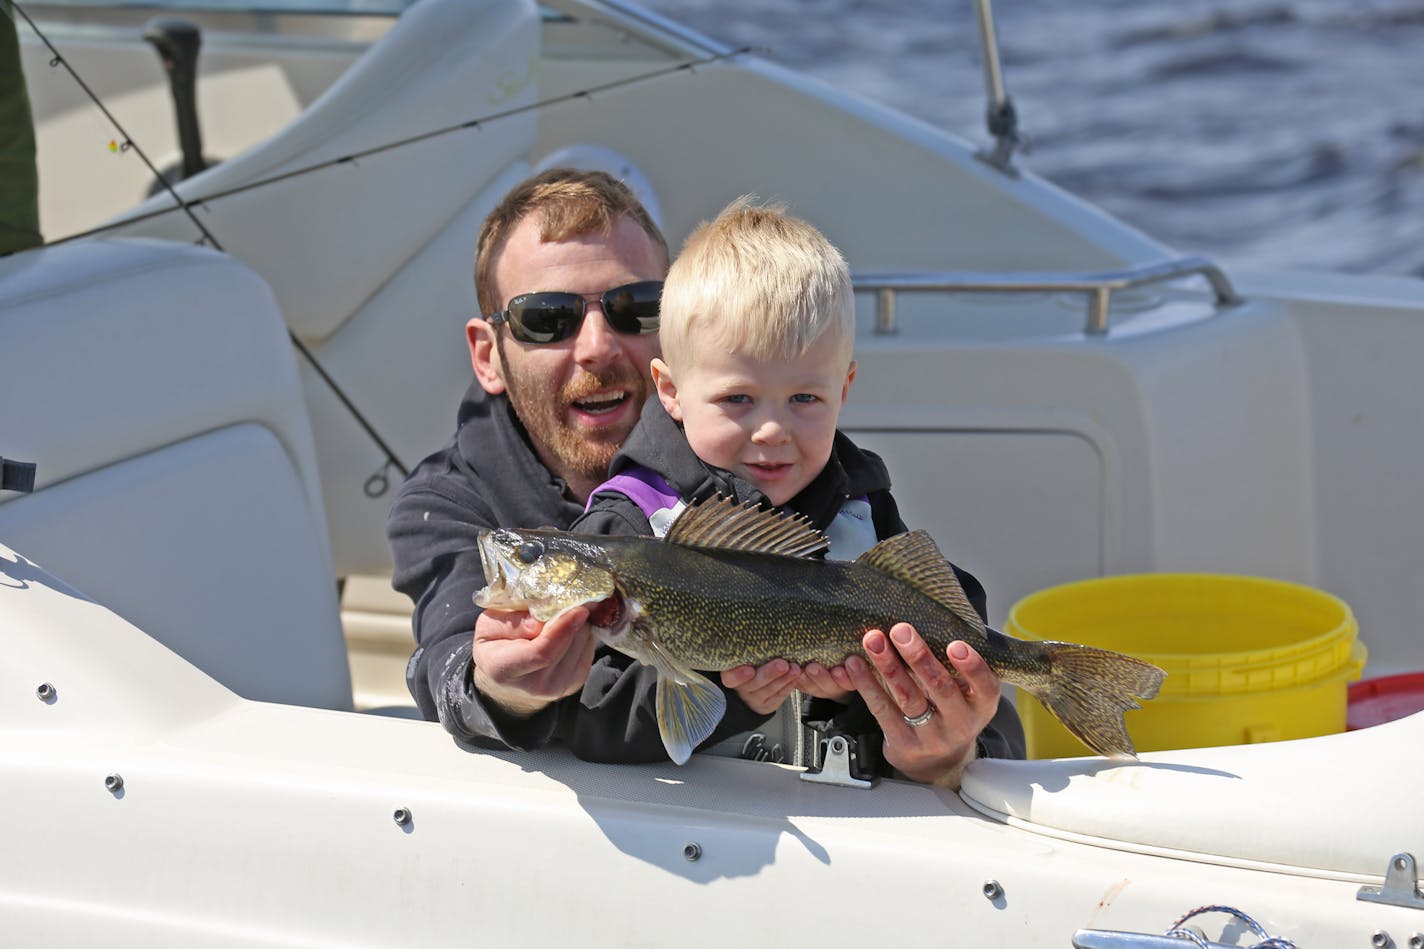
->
<box><xmin>517</xmin><ymin>540</ymin><xmax>544</xmax><ymax>564</ymax></box>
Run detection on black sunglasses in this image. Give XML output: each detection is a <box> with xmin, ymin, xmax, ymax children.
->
<box><xmin>486</xmin><ymin>280</ymin><xmax>663</xmax><ymax>344</ymax></box>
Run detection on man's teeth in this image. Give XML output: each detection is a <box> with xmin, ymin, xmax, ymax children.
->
<box><xmin>574</xmin><ymin>392</ymin><xmax>627</xmax><ymax>413</ymax></box>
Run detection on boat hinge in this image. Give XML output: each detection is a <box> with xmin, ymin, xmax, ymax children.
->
<box><xmin>1359</xmin><ymin>853</ymin><xmax>1424</xmax><ymax>910</ymax></box>
<box><xmin>800</xmin><ymin>728</ymin><xmax>877</xmax><ymax>789</ymax></box>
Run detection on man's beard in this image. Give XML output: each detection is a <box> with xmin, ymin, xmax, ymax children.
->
<box><xmin>498</xmin><ymin>338</ymin><xmax>649</xmax><ymax>489</ymax></box>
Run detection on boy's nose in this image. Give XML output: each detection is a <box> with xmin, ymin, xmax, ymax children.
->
<box><xmin>751</xmin><ymin>413</ymin><xmax>791</xmax><ymax>444</ymax></box>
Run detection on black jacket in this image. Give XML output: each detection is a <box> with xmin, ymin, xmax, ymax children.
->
<box><xmin>576</xmin><ymin>397</ymin><xmax>1026</xmax><ymax>767</ymax></box>
<box><xmin>386</xmin><ymin>382</ymin><xmax>768</xmax><ymax>760</ymax></box>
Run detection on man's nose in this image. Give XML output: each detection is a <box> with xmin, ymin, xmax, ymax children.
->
<box><xmin>571</xmin><ymin>305</ymin><xmax>620</xmax><ymax>369</ymax></box>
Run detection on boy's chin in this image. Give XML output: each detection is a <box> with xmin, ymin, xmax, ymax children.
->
<box><xmin>744</xmin><ymin>471</ymin><xmax>808</xmax><ymax>506</ymax></box>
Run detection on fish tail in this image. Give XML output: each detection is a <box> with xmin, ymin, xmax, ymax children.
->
<box><xmin>1018</xmin><ymin>642</ymin><xmax>1166</xmax><ymax>759</ymax></box>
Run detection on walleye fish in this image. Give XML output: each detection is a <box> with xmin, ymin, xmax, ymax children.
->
<box><xmin>476</xmin><ymin>496</ymin><xmax>1165</xmax><ymax>765</ymax></box>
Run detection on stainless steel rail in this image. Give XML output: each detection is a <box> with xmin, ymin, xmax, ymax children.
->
<box><xmin>1073</xmin><ymin>930</ymin><xmax>1243</xmax><ymax>949</ymax></box>
<box><xmin>853</xmin><ymin>256</ymin><xmax>1242</xmax><ymax>336</ymax></box>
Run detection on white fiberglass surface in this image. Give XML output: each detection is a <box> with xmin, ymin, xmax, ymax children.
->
<box><xmin>961</xmin><ymin>713</ymin><xmax>1423</xmax><ymax>878</ymax></box>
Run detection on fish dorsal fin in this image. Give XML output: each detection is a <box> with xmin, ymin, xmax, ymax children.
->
<box><xmin>664</xmin><ymin>495</ymin><xmax>830</xmax><ymax>559</ymax></box>
<box><xmin>856</xmin><ymin>531</ymin><xmax>986</xmax><ymax>634</ymax></box>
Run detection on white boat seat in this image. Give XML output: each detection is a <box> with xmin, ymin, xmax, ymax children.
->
<box><xmin>100</xmin><ymin>0</ymin><xmax>545</xmax><ymax>576</ymax></box>
<box><xmin>0</xmin><ymin>239</ymin><xmax>352</xmax><ymax>710</ymax></box>
<box><xmin>960</xmin><ymin>711</ymin><xmax>1423</xmax><ymax>877</ymax></box>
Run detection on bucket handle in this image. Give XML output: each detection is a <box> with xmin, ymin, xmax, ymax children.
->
<box><xmin>1347</xmin><ymin>639</ymin><xmax>1369</xmax><ymax>680</ymax></box>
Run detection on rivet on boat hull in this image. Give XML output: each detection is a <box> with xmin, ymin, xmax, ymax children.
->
<box><xmin>104</xmin><ymin>774</ymin><xmax>123</xmax><ymax>794</ymax></box>
<box><xmin>36</xmin><ymin>683</ymin><xmax>56</xmax><ymax>703</ymax></box>
<box><xmin>683</xmin><ymin>842</ymin><xmax>702</xmax><ymax>862</ymax></box>
<box><xmin>982</xmin><ymin>880</ymin><xmax>1003</xmax><ymax>900</ymax></box>
<box><xmin>393</xmin><ymin>808</ymin><xmax>412</xmax><ymax>827</ymax></box>
<box><xmin>1373</xmin><ymin>931</ymin><xmax>1392</xmax><ymax>948</ymax></box>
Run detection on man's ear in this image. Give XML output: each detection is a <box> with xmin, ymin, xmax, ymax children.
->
<box><xmin>467</xmin><ymin>319</ymin><xmax>506</xmax><ymax>395</ymax></box>
<box><xmin>651</xmin><ymin>358</ymin><xmax>682</xmax><ymax>421</ymax></box>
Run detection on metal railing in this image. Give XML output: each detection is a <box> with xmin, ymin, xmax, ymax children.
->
<box><xmin>853</xmin><ymin>256</ymin><xmax>1242</xmax><ymax>336</ymax></box>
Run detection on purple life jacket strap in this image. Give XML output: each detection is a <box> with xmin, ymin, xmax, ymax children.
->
<box><xmin>585</xmin><ymin>466</ymin><xmax>682</xmax><ymax>519</ymax></box>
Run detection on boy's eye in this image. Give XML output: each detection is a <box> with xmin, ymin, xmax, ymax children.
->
<box><xmin>721</xmin><ymin>394</ymin><xmax>751</xmax><ymax>405</ymax></box>
<box><xmin>791</xmin><ymin>393</ymin><xmax>820</xmax><ymax>404</ymax></box>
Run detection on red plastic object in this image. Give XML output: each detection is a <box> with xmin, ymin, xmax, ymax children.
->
<box><xmin>1347</xmin><ymin>672</ymin><xmax>1424</xmax><ymax>730</ymax></box>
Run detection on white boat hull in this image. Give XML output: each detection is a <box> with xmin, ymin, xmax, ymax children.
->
<box><xmin>6</xmin><ymin>2</ymin><xmax>1424</xmax><ymax>945</ymax></box>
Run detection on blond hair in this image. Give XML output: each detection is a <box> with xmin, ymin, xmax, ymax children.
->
<box><xmin>659</xmin><ymin>197</ymin><xmax>854</xmax><ymax>368</ymax></box>
<box><xmin>475</xmin><ymin>168</ymin><xmax>669</xmax><ymax>314</ymax></box>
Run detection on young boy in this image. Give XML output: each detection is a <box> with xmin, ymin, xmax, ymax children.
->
<box><xmin>574</xmin><ymin>198</ymin><xmax>1024</xmax><ymax>786</ymax></box>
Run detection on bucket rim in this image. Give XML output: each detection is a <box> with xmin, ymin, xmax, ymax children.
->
<box><xmin>1005</xmin><ymin>573</ymin><xmax>1361</xmax><ymax>695</ymax></box>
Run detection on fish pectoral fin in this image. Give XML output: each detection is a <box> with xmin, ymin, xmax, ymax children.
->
<box><xmin>655</xmin><ymin>669</ymin><xmax>726</xmax><ymax>766</ymax></box>
<box><xmin>641</xmin><ymin>638</ymin><xmax>726</xmax><ymax>765</ymax></box>
<box><xmin>855</xmin><ymin>531</ymin><xmax>986</xmax><ymax>635</ymax></box>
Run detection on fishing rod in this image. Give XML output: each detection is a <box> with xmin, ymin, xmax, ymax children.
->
<box><xmin>10</xmin><ymin>0</ymin><xmax>751</xmax><ymax>493</ymax></box>
<box><xmin>32</xmin><ymin>31</ymin><xmax>754</xmax><ymax>248</ymax></box>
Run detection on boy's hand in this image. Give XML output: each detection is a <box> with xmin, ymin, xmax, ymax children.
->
<box><xmin>721</xmin><ymin>659</ymin><xmax>799</xmax><ymax>715</ymax></box>
<box><xmin>796</xmin><ymin>662</ymin><xmax>853</xmax><ymax>703</ymax></box>
<box><xmin>471</xmin><ymin>607</ymin><xmax>596</xmax><ymax>718</ymax></box>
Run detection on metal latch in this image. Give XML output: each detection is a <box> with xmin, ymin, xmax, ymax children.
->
<box><xmin>800</xmin><ymin>731</ymin><xmax>877</xmax><ymax>789</ymax></box>
<box><xmin>1359</xmin><ymin>853</ymin><xmax>1424</xmax><ymax>910</ymax></box>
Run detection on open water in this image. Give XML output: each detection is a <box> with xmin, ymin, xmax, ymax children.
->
<box><xmin>642</xmin><ymin>0</ymin><xmax>1424</xmax><ymax>277</ymax></box>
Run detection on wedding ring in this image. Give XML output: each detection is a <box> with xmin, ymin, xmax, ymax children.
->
<box><xmin>902</xmin><ymin>706</ymin><xmax>935</xmax><ymax>728</ymax></box>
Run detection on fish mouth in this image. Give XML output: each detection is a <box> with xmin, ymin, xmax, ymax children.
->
<box><xmin>586</xmin><ymin>592</ymin><xmax>626</xmax><ymax>631</ymax></box>
<box><xmin>474</xmin><ymin>529</ymin><xmax>622</xmax><ymax>623</ymax></box>
<box><xmin>474</xmin><ymin>529</ymin><xmax>524</xmax><ymax>608</ymax></box>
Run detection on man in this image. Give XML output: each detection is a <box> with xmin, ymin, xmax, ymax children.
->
<box><xmin>390</xmin><ymin>168</ymin><xmax>773</xmax><ymax>758</ymax></box>
<box><xmin>388</xmin><ymin>168</ymin><xmax>1021</xmax><ymax>773</ymax></box>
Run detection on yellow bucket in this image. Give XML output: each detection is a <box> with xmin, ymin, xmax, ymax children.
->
<box><xmin>1004</xmin><ymin>574</ymin><xmax>1367</xmax><ymax>758</ymax></box>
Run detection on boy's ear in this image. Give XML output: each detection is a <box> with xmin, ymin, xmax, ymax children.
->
<box><xmin>651</xmin><ymin>358</ymin><xmax>683</xmax><ymax>421</ymax></box>
<box><xmin>840</xmin><ymin>360</ymin><xmax>857</xmax><ymax>406</ymax></box>
<box><xmin>467</xmin><ymin>319</ymin><xmax>506</xmax><ymax>395</ymax></box>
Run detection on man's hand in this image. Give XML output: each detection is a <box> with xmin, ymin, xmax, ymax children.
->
<box><xmin>841</xmin><ymin>623</ymin><xmax>1000</xmax><ymax>789</ymax></box>
<box><xmin>471</xmin><ymin>607</ymin><xmax>597</xmax><ymax>718</ymax></box>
